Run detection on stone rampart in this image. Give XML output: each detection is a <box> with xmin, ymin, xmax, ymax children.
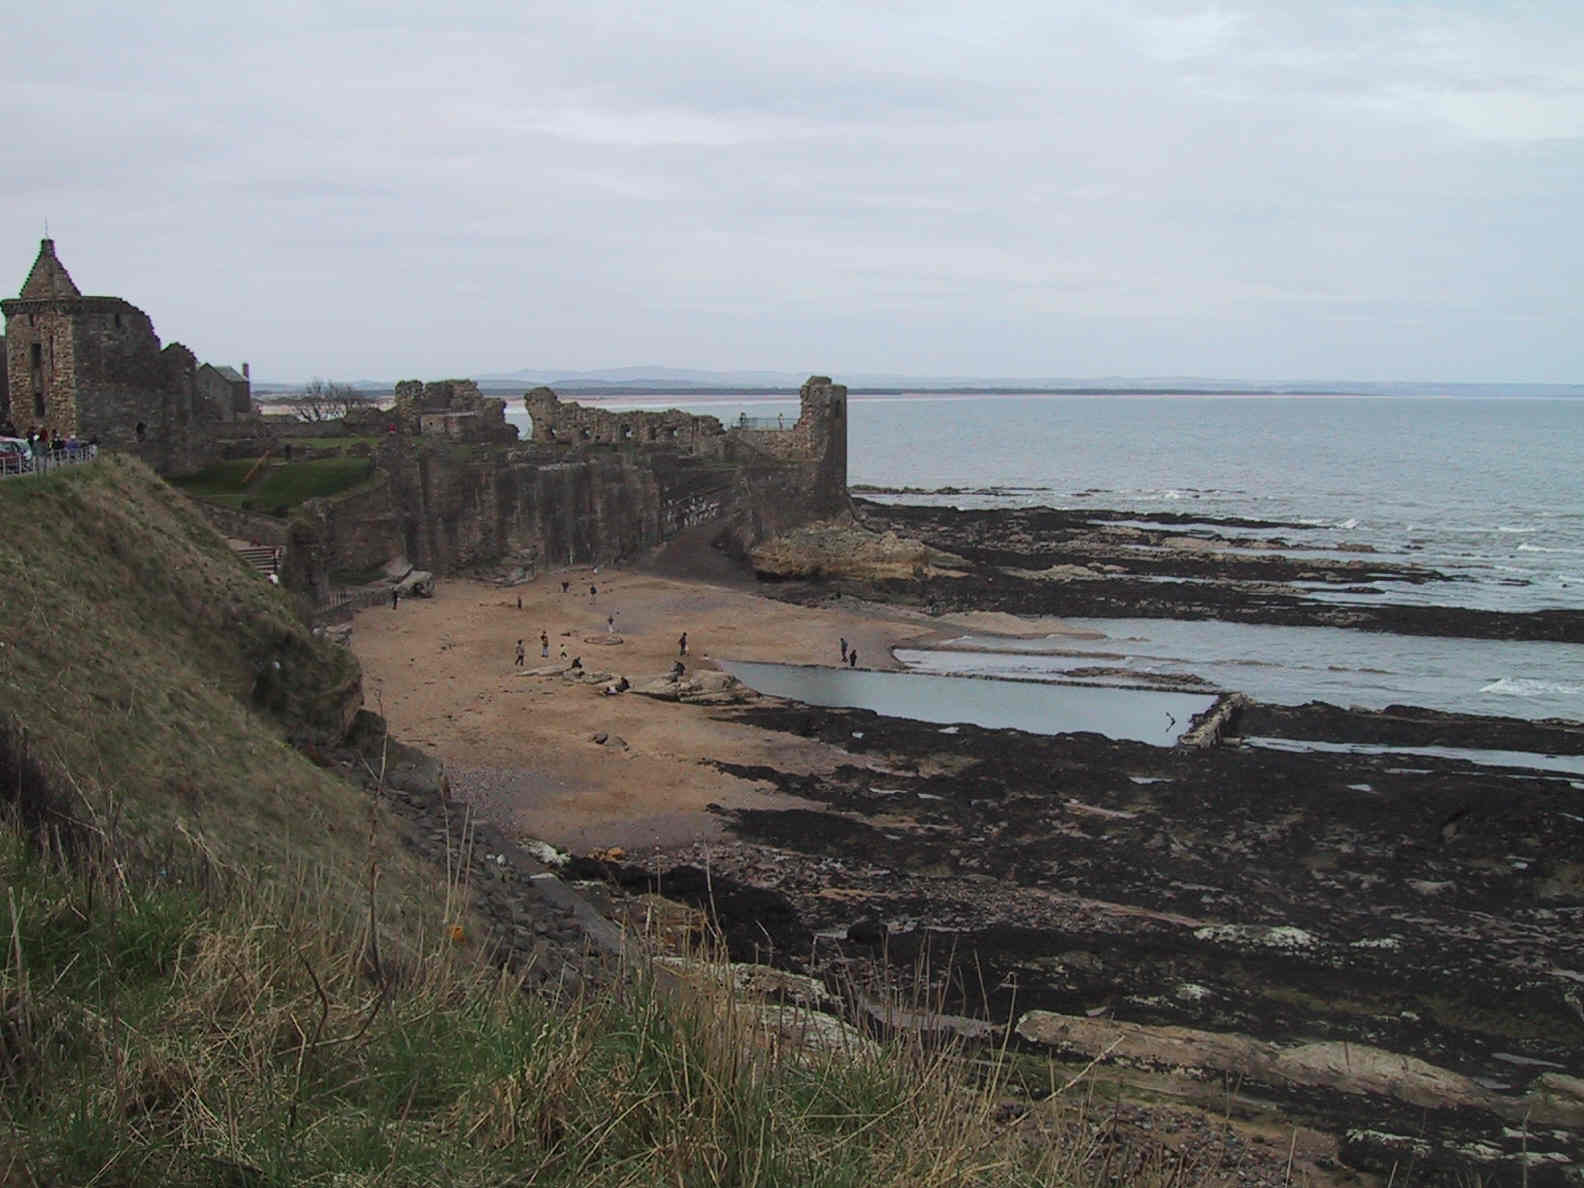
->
<box><xmin>523</xmin><ymin>387</ymin><xmax>725</xmax><ymax>451</ymax></box>
<box><xmin>278</xmin><ymin>375</ymin><xmax>848</xmax><ymax>593</ymax></box>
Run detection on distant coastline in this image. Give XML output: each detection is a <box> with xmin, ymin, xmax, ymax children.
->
<box><xmin>256</xmin><ymin>381</ymin><xmax>1584</xmax><ymax>400</ymax></box>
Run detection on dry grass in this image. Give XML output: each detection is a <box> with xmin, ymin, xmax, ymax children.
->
<box><xmin>0</xmin><ymin>825</ymin><xmax>1266</xmax><ymax>1188</ymax></box>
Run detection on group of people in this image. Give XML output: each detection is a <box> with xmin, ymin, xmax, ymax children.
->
<box><xmin>0</xmin><ymin>421</ymin><xmax>98</xmax><ymax>474</ymax></box>
<box><xmin>514</xmin><ymin>630</ymin><xmax>555</xmax><ymax>667</ymax></box>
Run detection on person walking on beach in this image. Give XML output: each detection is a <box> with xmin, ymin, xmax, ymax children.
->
<box><xmin>391</xmin><ymin>588</ymin><xmax>400</xmax><ymax>610</ymax></box>
<box><xmin>590</xmin><ymin>583</ymin><xmax>597</xmax><ymax>601</ymax></box>
<box><xmin>678</xmin><ymin>631</ymin><xmax>688</xmax><ymax>657</ymax></box>
<box><xmin>540</xmin><ymin>630</ymin><xmax>550</xmax><ymax>658</ymax></box>
<box><xmin>840</xmin><ymin>637</ymin><xmax>848</xmax><ymax>663</ymax></box>
<box><xmin>515</xmin><ymin>639</ymin><xmax>525</xmax><ymax>667</ymax></box>
<box><xmin>607</xmin><ymin>614</ymin><xmax>616</xmax><ymax>635</ymax></box>
<box><xmin>849</xmin><ymin>648</ymin><xmax>858</xmax><ymax>668</ymax></box>
<box><xmin>561</xmin><ymin>580</ymin><xmax>570</xmax><ymax>594</ymax></box>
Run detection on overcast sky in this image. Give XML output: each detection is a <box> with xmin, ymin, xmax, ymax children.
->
<box><xmin>5</xmin><ymin>1</ymin><xmax>1581</xmax><ymax>383</ymax></box>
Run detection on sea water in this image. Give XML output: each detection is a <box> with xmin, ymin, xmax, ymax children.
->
<box><xmin>717</xmin><ymin>660</ymin><xmax>1214</xmax><ymax>745</ymax></box>
<box><xmin>506</xmin><ymin>393</ymin><xmax>1584</xmax><ymax>723</ymax></box>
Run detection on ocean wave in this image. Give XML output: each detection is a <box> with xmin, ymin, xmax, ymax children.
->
<box><xmin>1518</xmin><ymin>543</ymin><xmax>1584</xmax><ymax>555</ymax></box>
<box><xmin>1479</xmin><ymin>677</ymin><xmax>1584</xmax><ymax>698</ymax></box>
<box><xmin>1335</xmin><ymin>517</ymin><xmax>1360</xmax><ymax>529</ymax></box>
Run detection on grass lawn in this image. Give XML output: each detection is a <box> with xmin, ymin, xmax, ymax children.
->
<box><xmin>172</xmin><ymin>455</ymin><xmax>376</xmax><ymax>515</ymax></box>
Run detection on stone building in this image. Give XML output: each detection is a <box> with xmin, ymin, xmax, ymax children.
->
<box><xmin>0</xmin><ymin>238</ymin><xmax>238</xmax><ymax>469</ymax></box>
<box><xmin>196</xmin><ymin>362</ymin><xmax>253</xmax><ymax>422</ymax></box>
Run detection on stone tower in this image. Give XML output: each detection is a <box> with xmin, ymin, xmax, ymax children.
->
<box><xmin>1</xmin><ymin>238</ymin><xmax>196</xmax><ymax>448</ymax></box>
<box><xmin>795</xmin><ymin>374</ymin><xmax>848</xmax><ymax>516</ymax></box>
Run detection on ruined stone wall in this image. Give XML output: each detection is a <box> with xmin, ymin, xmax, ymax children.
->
<box><xmin>523</xmin><ymin>387</ymin><xmax>726</xmax><ymax>451</ymax></box>
<box><xmin>278</xmin><ymin>375</ymin><xmax>848</xmax><ymax>594</ymax></box>
<box><xmin>283</xmin><ymin>471</ymin><xmax>404</xmax><ymax>600</ymax></box>
<box><xmin>723</xmin><ymin>375</ymin><xmax>848</xmax><ymax>518</ymax></box>
<box><xmin>74</xmin><ymin>309</ymin><xmax>180</xmax><ymax>442</ymax></box>
<box><xmin>397</xmin><ymin>379</ymin><xmax>514</xmax><ymax>442</ymax></box>
<box><xmin>195</xmin><ymin>503</ymin><xmax>292</xmax><ymax>548</ymax></box>
<box><xmin>283</xmin><ymin>436</ymin><xmax>737</xmax><ymax>593</ymax></box>
<box><xmin>377</xmin><ymin>437</ymin><xmax>735</xmax><ymax>574</ymax></box>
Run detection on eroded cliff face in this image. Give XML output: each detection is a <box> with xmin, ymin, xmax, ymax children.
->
<box><xmin>291</xmin><ymin>440</ymin><xmax>744</xmax><ymax>587</ymax></box>
<box><xmin>283</xmin><ymin>377</ymin><xmax>849</xmax><ymax>590</ymax></box>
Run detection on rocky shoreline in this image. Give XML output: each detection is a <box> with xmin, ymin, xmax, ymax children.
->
<box><xmin>755</xmin><ymin>499</ymin><xmax>1584</xmax><ymax>643</ymax></box>
<box><xmin>567</xmin><ymin>693</ymin><xmax>1582</xmax><ymax>1184</ymax></box>
<box><xmin>345</xmin><ymin>503</ymin><xmax>1584</xmax><ymax>1184</ymax></box>
<box><xmin>617</xmin><ymin>501</ymin><xmax>1584</xmax><ymax>1184</ymax></box>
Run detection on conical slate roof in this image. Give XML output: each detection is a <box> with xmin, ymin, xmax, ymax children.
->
<box><xmin>18</xmin><ymin>238</ymin><xmax>81</xmax><ymax>300</ymax></box>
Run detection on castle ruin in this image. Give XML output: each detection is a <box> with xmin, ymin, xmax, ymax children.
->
<box><xmin>524</xmin><ymin>375</ymin><xmax>848</xmax><ymax>519</ymax></box>
<box><xmin>0</xmin><ymin>238</ymin><xmax>251</xmax><ymax>468</ymax></box>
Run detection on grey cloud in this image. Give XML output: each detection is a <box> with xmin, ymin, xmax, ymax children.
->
<box><xmin>3</xmin><ymin>0</ymin><xmax>1580</xmax><ymax>381</ymax></box>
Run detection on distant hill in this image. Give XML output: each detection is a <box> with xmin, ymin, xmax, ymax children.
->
<box><xmin>256</xmin><ymin>367</ymin><xmax>1584</xmax><ymax>398</ymax></box>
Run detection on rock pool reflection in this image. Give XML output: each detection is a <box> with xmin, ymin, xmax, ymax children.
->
<box><xmin>718</xmin><ymin>660</ymin><xmax>1216</xmax><ymax>746</ymax></box>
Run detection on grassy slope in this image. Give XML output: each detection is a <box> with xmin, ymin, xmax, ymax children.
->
<box><xmin>0</xmin><ymin>455</ymin><xmax>439</xmax><ymax>945</ymax></box>
<box><xmin>0</xmin><ymin>458</ymin><xmax>1173</xmax><ymax>1186</ymax></box>
<box><xmin>170</xmin><ymin>455</ymin><xmax>376</xmax><ymax>513</ymax></box>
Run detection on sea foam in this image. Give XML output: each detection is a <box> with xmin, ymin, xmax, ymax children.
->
<box><xmin>1479</xmin><ymin>677</ymin><xmax>1584</xmax><ymax>698</ymax></box>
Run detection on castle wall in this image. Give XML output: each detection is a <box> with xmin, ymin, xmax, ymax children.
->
<box><xmin>523</xmin><ymin>387</ymin><xmax>726</xmax><ymax>450</ymax></box>
<box><xmin>2</xmin><ymin>240</ymin><xmax>232</xmax><ymax>473</ymax></box>
<box><xmin>284</xmin><ymin>440</ymin><xmax>738</xmax><ymax>594</ymax></box>
<box><xmin>725</xmin><ymin>376</ymin><xmax>848</xmax><ymax>518</ymax></box>
<box><xmin>273</xmin><ymin>376</ymin><xmax>849</xmax><ymax>596</ymax></box>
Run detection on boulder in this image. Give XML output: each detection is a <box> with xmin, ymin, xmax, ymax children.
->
<box><xmin>1014</xmin><ymin>1011</ymin><xmax>1496</xmax><ymax>1114</ymax></box>
<box><xmin>750</xmin><ymin>517</ymin><xmax>966</xmax><ymax>581</ymax></box>
<box><xmin>394</xmin><ymin>570</ymin><xmax>435</xmax><ymax>598</ymax></box>
<box><xmin>1525</xmin><ymin>1072</ymin><xmax>1584</xmax><ymax>1127</ymax></box>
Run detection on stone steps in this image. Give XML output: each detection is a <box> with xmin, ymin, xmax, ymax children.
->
<box><xmin>233</xmin><ymin>545</ymin><xmax>279</xmax><ymax>573</ymax></box>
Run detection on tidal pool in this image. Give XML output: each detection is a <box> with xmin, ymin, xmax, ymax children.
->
<box><xmin>719</xmin><ymin>660</ymin><xmax>1216</xmax><ymax>746</ymax></box>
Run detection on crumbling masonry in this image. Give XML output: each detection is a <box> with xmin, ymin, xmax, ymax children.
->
<box><xmin>283</xmin><ymin>377</ymin><xmax>850</xmax><ymax>595</ymax></box>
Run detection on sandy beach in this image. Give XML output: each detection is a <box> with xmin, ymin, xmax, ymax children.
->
<box><xmin>351</xmin><ymin>564</ymin><xmax>1048</xmax><ymax>853</ymax></box>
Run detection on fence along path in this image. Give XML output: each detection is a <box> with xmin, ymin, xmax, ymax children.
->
<box><xmin>0</xmin><ymin>444</ymin><xmax>100</xmax><ymax>479</ymax></box>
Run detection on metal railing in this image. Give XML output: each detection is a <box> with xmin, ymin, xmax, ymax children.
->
<box><xmin>732</xmin><ymin>416</ymin><xmax>794</xmax><ymax>431</ymax></box>
<box><xmin>0</xmin><ymin>444</ymin><xmax>100</xmax><ymax>479</ymax></box>
<box><xmin>312</xmin><ymin>585</ymin><xmax>393</xmax><ymax>624</ymax></box>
